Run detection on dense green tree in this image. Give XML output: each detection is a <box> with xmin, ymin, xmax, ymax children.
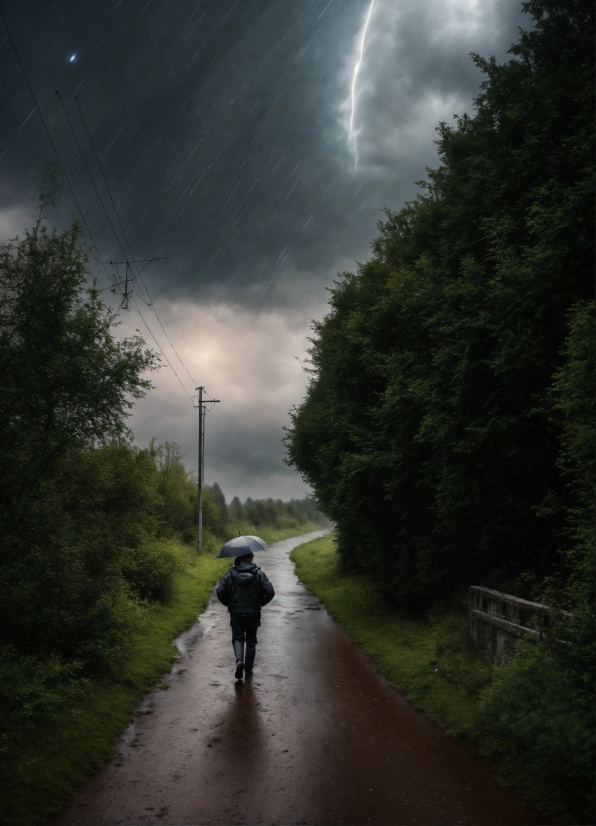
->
<box><xmin>0</xmin><ymin>209</ymin><xmax>158</xmax><ymax>669</ymax></box>
<box><xmin>229</xmin><ymin>495</ymin><xmax>243</xmax><ymax>519</ymax></box>
<box><xmin>474</xmin><ymin>299</ymin><xmax>595</xmax><ymax>824</ymax></box>
<box><xmin>0</xmin><ymin>219</ymin><xmax>155</xmax><ymax>494</ymax></box>
<box><xmin>153</xmin><ymin>441</ymin><xmax>197</xmax><ymax>540</ymax></box>
<box><xmin>205</xmin><ymin>482</ymin><xmax>228</xmax><ymax>535</ymax></box>
<box><xmin>285</xmin><ymin>0</ymin><xmax>594</xmax><ymax>607</ymax></box>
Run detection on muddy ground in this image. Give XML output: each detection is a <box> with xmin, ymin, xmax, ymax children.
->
<box><xmin>57</xmin><ymin>530</ymin><xmax>546</xmax><ymax>825</ymax></box>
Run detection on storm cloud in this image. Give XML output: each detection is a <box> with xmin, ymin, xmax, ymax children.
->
<box><xmin>0</xmin><ymin>0</ymin><xmax>526</xmax><ymax>500</ymax></box>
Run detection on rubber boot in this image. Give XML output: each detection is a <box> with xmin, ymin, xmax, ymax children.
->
<box><xmin>233</xmin><ymin>640</ymin><xmax>244</xmax><ymax>680</ymax></box>
<box><xmin>245</xmin><ymin>646</ymin><xmax>256</xmax><ymax>675</ymax></box>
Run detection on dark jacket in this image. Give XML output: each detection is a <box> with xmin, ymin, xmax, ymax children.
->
<box><xmin>216</xmin><ymin>562</ymin><xmax>275</xmax><ymax>614</ymax></box>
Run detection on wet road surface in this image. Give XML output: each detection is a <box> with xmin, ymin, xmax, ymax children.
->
<box><xmin>58</xmin><ymin>531</ymin><xmax>546</xmax><ymax>825</ymax></box>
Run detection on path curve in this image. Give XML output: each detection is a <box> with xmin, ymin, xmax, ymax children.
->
<box><xmin>58</xmin><ymin>531</ymin><xmax>546</xmax><ymax>825</ymax></box>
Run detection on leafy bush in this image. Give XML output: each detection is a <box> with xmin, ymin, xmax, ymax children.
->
<box><xmin>478</xmin><ymin>639</ymin><xmax>595</xmax><ymax>824</ymax></box>
<box><xmin>0</xmin><ymin>647</ymin><xmax>88</xmax><ymax>762</ymax></box>
<box><xmin>120</xmin><ymin>540</ymin><xmax>182</xmax><ymax>603</ymax></box>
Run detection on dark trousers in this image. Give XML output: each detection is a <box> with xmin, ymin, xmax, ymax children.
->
<box><xmin>230</xmin><ymin>611</ymin><xmax>260</xmax><ymax>661</ymax></box>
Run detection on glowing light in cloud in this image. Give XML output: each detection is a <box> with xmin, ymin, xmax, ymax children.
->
<box><xmin>69</xmin><ymin>54</ymin><xmax>77</xmax><ymax>62</ymax></box>
<box><xmin>348</xmin><ymin>0</ymin><xmax>377</xmax><ymax>171</ymax></box>
<box><xmin>122</xmin><ymin>299</ymin><xmax>317</xmax><ymax>500</ymax></box>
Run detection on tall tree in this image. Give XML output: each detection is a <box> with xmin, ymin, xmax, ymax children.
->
<box><xmin>285</xmin><ymin>0</ymin><xmax>594</xmax><ymax>608</ymax></box>
<box><xmin>0</xmin><ymin>205</ymin><xmax>158</xmax><ymax>665</ymax></box>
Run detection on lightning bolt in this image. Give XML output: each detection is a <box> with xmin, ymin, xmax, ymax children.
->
<box><xmin>348</xmin><ymin>0</ymin><xmax>377</xmax><ymax>172</ymax></box>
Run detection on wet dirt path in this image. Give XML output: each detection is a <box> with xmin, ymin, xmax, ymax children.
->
<box><xmin>58</xmin><ymin>531</ymin><xmax>546</xmax><ymax>825</ymax></box>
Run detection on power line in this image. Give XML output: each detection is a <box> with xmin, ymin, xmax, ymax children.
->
<box><xmin>56</xmin><ymin>90</ymin><xmax>129</xmax><ymax>263</ymax></box>
<box><xmin>73</xmin><ymin>94</ymin><xmax>197</xmax><ymax>387</ymax></box>
<box><xmin>3</xmin><ymin>3</ymin><xmax>200</xmax><ymax>411</ymax></box>
<box><xmin>131</xmin><ymin>296</ymin><xmax>195</xmax><ymax>401</ymax></box>
<box><xmin>109</xmin><ymin>255</ymin><xmax>167</xmax><ymax>310</ymax></box>
<box><xmin>74</xmin><ymin>96</ymin><xmax>133</xmax><ymax>263</ymax></box>
<box><xmin>70</xmin><ymin>100</ymin><xmax>197</xmax><ymax>393</ymax></box>
<box><xmin>0</xmin><ymin>5</ymin><xmax>111</xmax><ymax>282</ymax></box>
<box><xmin>134</xmin><ymin>287</ymin><xmax>197</xmax><ymax>386</ymax></box>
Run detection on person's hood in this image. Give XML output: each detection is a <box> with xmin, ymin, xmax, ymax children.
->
<box><xmin>230</xmin><ymin>562</ymin><xmax>258</xmax><ymax>586</ymax></box>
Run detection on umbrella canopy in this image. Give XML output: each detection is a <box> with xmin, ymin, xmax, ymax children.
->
<box><xmin>217</xmin><ymin>535</ymin><xmax>269</xmax><ymax>559</ymax></box>
<box><xmin>245</xmin><ymin>535</ymin><xmax>268</xmax><ymax>550</ymax></box>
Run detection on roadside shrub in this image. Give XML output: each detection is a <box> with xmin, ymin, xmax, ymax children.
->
<box><xmin>478</xmin><ymin>638</ymin><xmax>595</xmax><ymax>824</ymax></box>
<box><xmin>0</xmin><ymin>647</ymin><xmax>87</xmax><ymax>756</ymax></box>
<box><xmin>120</xmin><ymin>540</ymin><xmax>182</xmax><ymax>603</ymax></box>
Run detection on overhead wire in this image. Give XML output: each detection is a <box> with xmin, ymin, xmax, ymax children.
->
<box><xmin>59</xmin><ymin>92</ymin><xmax>186</xmax><ymax>387</ymax></box>
<box><xmin>71</xmin><ymin>94</ymin><xmax>198</xmax><ymax>388</ymax></box>
<box><xmin>1</xmin><ymin>15</ymin><xmax>198</xmax><ymax>414</ymax></box>
<box><xmin>133</xmin><ymin>287</ymin><xmax>197</xmax><ymax>386</ymax></box>
<box><xmin>3</xmin><ymin>9</ymin><xmax>262</xmax><ymax>438</ymax></box>
<box><xmin>56</xmin><ymin>90</ymin><xmax>129</xmax><ymax>262</ymax></box>
<box><xmin>0</xmin><ymin>4</ymin><xmax>112</xmax><ymax>283</ymax></box>
<box><xmin>74</xmin><ymin>96</ymin><xmax>133</xmax><ymax>262</ymax></box>
<box><xmin>2</xmin><ymin>5</ymin><xmax>291</xmax><ymax>496</ymax></box>
<box><xmin>131</xmin><ymin>296</ymin><xmax>195</xmax><ymax>402</ymax></box>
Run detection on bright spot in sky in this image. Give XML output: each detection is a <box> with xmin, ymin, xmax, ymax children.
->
<box><xmin>69</xmin><ymin>54</ymin><xmax>76</xmax><ymax>62</ymax></box>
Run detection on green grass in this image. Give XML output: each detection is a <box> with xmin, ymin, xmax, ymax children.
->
<box><xmin>0</xmin><ymin>544</ymin><xmax>229</xmax><ymax>825</ymax></box>
<box><xmin>1</xmin><ymin>525</ymin><xmax>322</xmax><ymax>825</ymax></box>
<box><xmin>292</xmin><ymin>534</ymin><xmax>594</xmax><ymax>824</ymax></box>
<box><xmin>290</xmin><ymin>534</ymin><xmax>493</xmax><ymax>739</ymax></box>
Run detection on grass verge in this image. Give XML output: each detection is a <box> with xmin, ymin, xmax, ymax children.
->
<box><xmin>2</xmin><ymin>527</ymin><xmax>324</xmax><ymax>826</ymax></box>
<box><xmin>291</xmin><ymin>534</ymin><xmax>580</xmax><ymax>822</ymax></box>
<box><xmin>0</xmin><ymin>525</ymin><xmax>326</xmax><ymax>824</ymax></box>
<box><xmin>290</xmin><ymin>534</ymin><xmax>493</xmax><ymax>738</ymax></box>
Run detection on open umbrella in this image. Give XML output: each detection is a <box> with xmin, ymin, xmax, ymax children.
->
<box><xmin>217</xmin><ymin>535</ymin><xmax>269</xmax><ymax>559</ymax></box>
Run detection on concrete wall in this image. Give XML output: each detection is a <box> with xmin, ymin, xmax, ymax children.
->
<box><xmin>468</xmin><ymin>586</ymin><xmax>548</xmax><ymax>665</ymax></box>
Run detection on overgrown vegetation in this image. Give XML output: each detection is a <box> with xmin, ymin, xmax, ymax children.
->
<box><xmin>0</xmin><ymin>191</ymin><xmax>327</xmax><ymax>823</ymax></box>
<box><xmin>0</xmin><ymin>542</ymin><xmax>229</xmax><ymax>825</ymax></box>
<box><xmin>286</xmin><ymin>0</ymin><xmax>593</xmax><ymax>607</ymax></box>
<box><xmin>286</xmin><ymin>2</ymin><xmax>593</xmax><ymax>821</ymax></box>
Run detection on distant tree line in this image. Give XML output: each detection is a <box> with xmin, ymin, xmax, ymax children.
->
<box><xmin>222</xmin><ymin>489</ymin><xmax>329</xmax><ymax>534</ymax></box>
<box><xmin>146</xmin><ymin>443</ymin><xmax>329</xmax><ymax>546</ymax></box>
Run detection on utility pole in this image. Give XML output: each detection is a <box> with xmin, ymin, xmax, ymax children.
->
<box><xmin>195</xmin><ymin>386</ymin><xmax>220</xmax><ymax>552</ymax></box>
<box><xmin>108</xmin><ymin>256</ymin><xmax>168</xmax><ymax>309</ymax></box>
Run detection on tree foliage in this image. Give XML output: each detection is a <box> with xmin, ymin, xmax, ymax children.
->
<box><xmin>0</xmin><ymin>219</ymin><xmax>154</xmax><ymax>494</ymax></box>
<box><xmin>286</xmin><ymin>0</ymin><xmax>593</xmax><ymax>609</ymax></box>
<box><xmin>0</xmin><ymin>215</ymin><xmax>158</xmax><ymax>670</ymax></box>
<box><xmin>0</xmin><ymin>205</ymin><xmax>328</xmax><ymax>744</ymax></box>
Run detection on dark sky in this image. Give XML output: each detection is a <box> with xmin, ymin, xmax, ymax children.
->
<box><xmin>1</xmin><ymin>0</ymin><xmax>527</xmax><ymax>501</ymax></box>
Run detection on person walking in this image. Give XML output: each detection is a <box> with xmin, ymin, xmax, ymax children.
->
<box><xmin>216</xmin><ymin>552</ymin><xmax>275</xmax><ymax>680</ymax></box>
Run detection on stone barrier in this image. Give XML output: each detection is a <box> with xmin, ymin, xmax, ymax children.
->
<box><xmin>468</xmin><ymin>585</ymin><xmax>548</xmax><ymax>665</ymax></box>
